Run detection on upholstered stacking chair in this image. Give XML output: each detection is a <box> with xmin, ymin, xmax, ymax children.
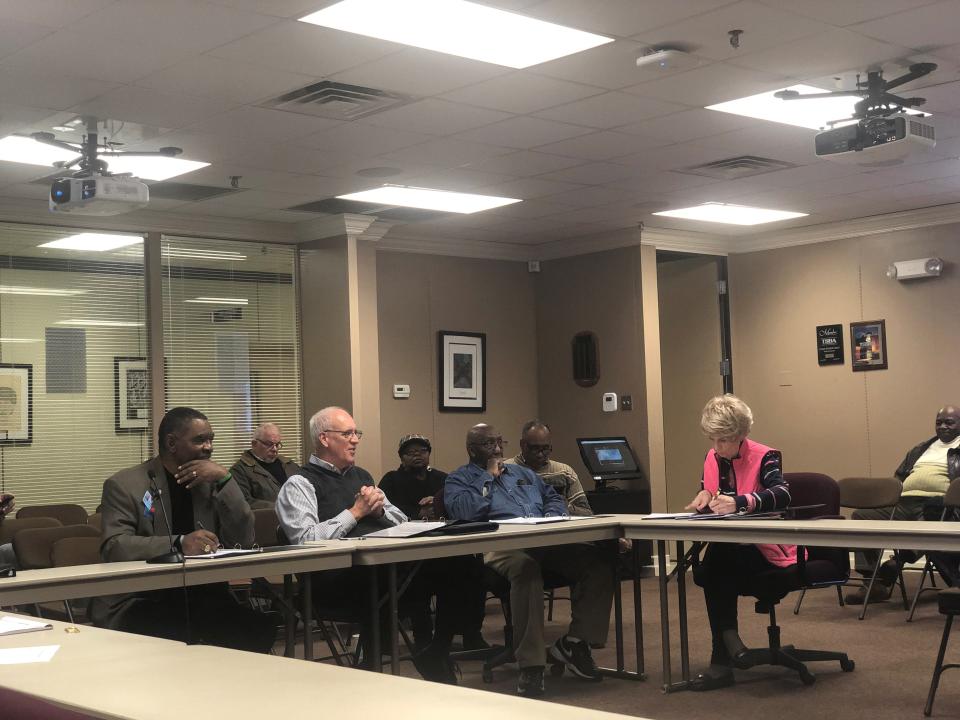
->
<box><xmin>838</xmin><ymin>476</ymin><xmax>909</xmax><ymax>619</ymax></box>
<box><xmin>908</xmin><ymin>478</ymin><xmax>960</xmax><ymax>622</ymax></box>
<box><xmin>787</xmin><ymin>472</ymin><xmax>845</xmax><ymax>615</ymax></box>
<box><xmin>16</xmin><ymin>503</ymin><xmax>88</xmax><ymax>527</ymax></box>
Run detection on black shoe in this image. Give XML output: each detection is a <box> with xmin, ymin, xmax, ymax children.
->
<box><xmin>461</xmin><ymin>632</ymin><xmax>491</xmax><ymax>651</ymax></box>
<box><xmin>549</xmin><ymin>635</ymin><xmax>601</xmax><ymax>681</ymax></box>
<box><xmin>517</xmin><ymin>666</ymin><xmax>545</xmax><ymax>697</ymax></box>
<box><xmin>412</xmin><ymin>646</ymin><xmax>458</xmax><ymax>684</ymax></box>
<box><xmin>689</xmin><ymin>667</ymin><xmax>735</xmax><ymax>692</ymax></box>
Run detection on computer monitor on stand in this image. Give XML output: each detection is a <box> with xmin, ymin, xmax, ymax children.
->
<box><xmin>576</xmin><ymin>436</ymin><xmax>643</xmax><ymax>491</ymax></box>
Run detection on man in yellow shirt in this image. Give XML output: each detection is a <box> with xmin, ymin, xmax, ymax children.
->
<box><xmin>847</xmin><ymin>405</ymin><xmax>960</xmax><ymax>604</ymax></box>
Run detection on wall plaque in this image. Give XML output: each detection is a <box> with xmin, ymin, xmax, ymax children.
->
<box><xmin>816</xmin><ymin>324</ymin><xmax>844</xmax><ymax>366</ymax></box>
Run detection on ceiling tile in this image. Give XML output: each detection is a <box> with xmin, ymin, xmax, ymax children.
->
<box><xmin>463</xmin><ymin>150</ymin><xmax>585</xmax><ymax>176</ymax></box>
<box><xmin>532</xmin><ymin>39</ymin><xmax>653</xmax><ymax>90</ymax></box>
<box><xmin>4</xmin><ymin>1</ymin><xmax>277</xmax><ymax>83</ymax></box>
<box><xmin>632</xmin><ymin>1</ymin><xmax>829</xmax><ymax>62</ymax></box>
<box><xmin>756</xmin><ymin>0</ymin><xmax>942</xmax><ymax>27</ymax></box>
<box><xmin>296</xmin><ymin>122</ymin><xmax>432</xmax><ymax>157</ymax></box>
<box><xmin>539</xmin><ymin>184</ymin><xmax>637</xmax><ymax>208</ymax></box>
<box><xmin>236</xmin><ymin>141</ymin><xmax>343</xmax><ymax>174</ymax></box>
<box><xmin>208</xmin><ymin>23</ymin><xmax>400</xmax><ymax>77</ymax></box>
<box><xmin>850</xmin><ymin>1</ymin><xmax>960</xmax><ymax>48</ymax></box>
<box><xmin>403</xmin><ymin>168</ymin><xmax>517</xmax><ymax>192</ymax></box>
<box><xmin>528</xmin><ymin>0</ymin><xmax>738</xmax><ymax>37</ymax></box>
<box><xmin>456</xmin><ymin>116</ymin><xmax>594</xmax><ymax>149</ymax></box>
<box><xmin>0</xmin><ymin>66</ymin><xmax>119</xmax><ymax>110</ymax></box>
<box><xmin>617</xmin><ymin>108</ymin><xmax>759</xmax><ymax>142</ymax></box>
<box><xmin>474</xmin><ymin>176</ymin><xmax>586</xmax><ymax>199</ymax></box>
<box><xmin>206</xmin><ymin>0</ymin><xmax>323</xmax><ymax>18</ymax></box>
<box><xmin>626</xmin><ymin>62</ymin><xmax>787</xmax><ymax>106</ymax></box>
<box><xmin>70</xmin><ymin>86</ymin><xmax>236</xmax><ymax>130</ymax></box>
<box><xmin>134</xmin><ymin>56</ymin><xmax>315</xmax><ymax>105</ymax></box>
<box><xmin>727</xmin><ymin>28</ymin><xmax>910</xmax><ymax>78</ymax></box>
<box><xmin>364</xmin><ymin>99</ymin><xmax>512</xmax><ymax>135</ymax></box>
<box><xmin>378</xmin><ymin>137</ymin><xmax>514</xmax><ymax>168</ymax></box>
<box><xmin>0</xmin><ymin>0</ymin><xmax>117</xmax><ymax>28</ymax></box>
<box><xmin>186</xmin><ymin>106</ymin><xmax>341</xmax><ymax>141</ymax></box>
<box><xmin>441</xmin><ymin>72</ymin><xmax>604</xmax><ymax>114</ymax></box>
<box><xmin>0</xmin><ymin>20</ymin><xmax>56</xmax><ymax>61</ymax></box>
<box><xmin>330</xmin><ymin>48</ymin><xmax>509</xmax><ymax>96</ymax></box>
<box><xmin>0</xmin><ymin>105</ymin><xmax>57</xmax><ymax>137</ymax></box>
<box><xmin>535</xmin><ymin>91</ymin><xmax>686</xmax><ymax>128</ymax></box>
<box><xmin>536</xmin><ymin>161</ymin><xmax>637</xmax><ymax>185</ymax></box>
<box><xmin>535</xmin><ymin>130</ymin><xmax>668</xmax><ymax>160</ymax></box>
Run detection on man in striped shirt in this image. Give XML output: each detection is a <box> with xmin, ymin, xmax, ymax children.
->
<box><xmin>506</xmin><ymin>420</ymin><xmax>593</xmax><ymax>516</ymax></box>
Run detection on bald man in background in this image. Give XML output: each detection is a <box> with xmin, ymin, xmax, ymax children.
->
<box><xmin>231</xmin><ymin>422</ymin><xmax>300</xmax><ymax>509</ymax></box>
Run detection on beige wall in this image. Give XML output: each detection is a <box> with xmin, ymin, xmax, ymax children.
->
<box><xmin>658</xmin><ymin>255</ymin><xmax>723</xmax><ymax>511</ymax></box>
<box><xmin>376</xmin><ymin>251</ymin><xmax>538</xmax><ymax>477</ymax></box>
<box><xmin>729</xmin><ymin>223</ymin><xmax>960</xmax><ymax>480</ymax></box>
<box><xmin>535</xmin><ymin>246</ymin><xmax>650</xmax><ymax>491</ymax></box>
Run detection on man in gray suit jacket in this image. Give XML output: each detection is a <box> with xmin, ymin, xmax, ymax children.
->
<box><xmin>92</xmin><ymin>406</ymin><xmax>275</xmax><ymax>653</ymax></box>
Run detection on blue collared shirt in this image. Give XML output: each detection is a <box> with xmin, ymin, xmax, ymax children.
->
<box><xmin>443</xmin><ymin>461</ymin><xmax>568</xmax><ymax>522</ymax></box>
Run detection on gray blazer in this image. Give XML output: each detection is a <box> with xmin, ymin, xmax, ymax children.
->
<box><xmin>92</xmin><ymin>456</ymin><xmax>254</xmax><ymax>627</ymax></box>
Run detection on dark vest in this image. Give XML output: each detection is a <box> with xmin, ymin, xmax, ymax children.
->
<box><xmin>298</xmin><ymin>462</ymin><xmax>392</xmax><ymax>537</ymax></box>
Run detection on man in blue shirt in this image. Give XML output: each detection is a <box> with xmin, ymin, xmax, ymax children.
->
<box><xmin>444</xmin><ymin>424</ymin><xmax>614</xmax><ymax>698</ymax></box>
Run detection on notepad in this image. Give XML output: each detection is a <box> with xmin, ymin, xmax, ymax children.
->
<box><xmin>0</xmin><ymin>616</ymin><xmax>53</xmax><ymax>637</ymax></box>
<box><xmin>496</xmin><ymin>516</ymin><xmax>569</xmax><ymax>525</ymax></box>
<box><xmin>184</xmin><ymin>548</ymin><xmax>263</xmax><ymax>559</ymax></box>
<box><xmin>364</xmin><ymin>521</ymin><xmax>447</xmax><ymax>538</ymax></box>
<box><xmin>0</xmin><ymin>645</ymin><xmax>59</xmax><ymax>664</ymax></box>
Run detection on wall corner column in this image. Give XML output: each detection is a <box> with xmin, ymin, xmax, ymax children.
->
<box><xmin>640</xmin><ymin>244</ymin><xmax>667</xmax><ymax>512</ymax></box>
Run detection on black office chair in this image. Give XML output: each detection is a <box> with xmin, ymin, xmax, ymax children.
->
<box><xmin>925</xmin><ymin>587</ymin><xmax>960</xmax><ymax>715</ymax></box>
<box><xmin>729</xmin><ymin>473</ymin><xmax>855</xmax><ymax>685</ymax></box>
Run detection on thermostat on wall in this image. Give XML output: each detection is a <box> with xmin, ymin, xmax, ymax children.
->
<box><xmin>602</xmin><ymin>392</ymin><xmax>618</xmax><ymax>412</ymax></box>
<box><xmin>393</xmin><ymin>384</ymin><xmax>410</xmax><ymax>399</ymax></box>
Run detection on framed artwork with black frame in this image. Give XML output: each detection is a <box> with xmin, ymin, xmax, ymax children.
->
<box><xmin>850</xmin><ymin>320</ymin><xmax>888</xmax><ymax>371</ymax></box>
<box><xmin>115</xmin><ymin>357</ymin><xmax>149</xmax><ymax>432</ymax></box>
<box><xmin>438</xmin><ymin>331</ymin><xmax>486</xmax><ymax>412</ymax></box>
<box><xmin>0</xmin><ymin>363</ymin><xmax>32</xmax><ymax>445</ymax></box>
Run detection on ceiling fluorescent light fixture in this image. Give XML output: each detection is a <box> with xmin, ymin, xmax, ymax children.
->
<box><xmin>653</xmin><ymin>202</ymin><xmax>807</xmax><ymax>226</ymax></box>
<box><xmin>337</xmin><ymin>185</ymin><xmax>521</xmax><ymax>213</ymax></box>
<box><xmin>0</xmin><ymin>136</ymin><xmax>208</xmax><ymax>181</ymax></box>
<box><xmin>39</xmin><ymin>233</ymin><xmax>143</xmax><ymax>252</ymax></box>
<box><xmin>0</xmin><ymin>286</ymin><xmax>86</xmax><ymax>297</ymax></box>
<box><xmin>184</xmin><ymin>297</ymin><xmax>250</xmax><ymax>305</ymax></box>
<box><xmin>56</xmin><ymin>319</ymin><xmax>144</xmax><ymax>327</ymax></box>
<box><xmin>299</xmin><ymin>0</ymin><xmax>613</xmax><ymax>68</ymax></box>
<box><xmin>706</xmin><ymin>85</ymin><xmax>924</xmax><ymax>130</ymax></box>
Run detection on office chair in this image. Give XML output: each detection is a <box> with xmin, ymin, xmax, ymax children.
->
<box><xmin>907</xmin><ymin>478</ymin><xmax>960</xmax><ymax>622</ymax></box>
<box><xmin>838</xmin><ymin>476</ymin><xmax>909</xmax><ymax>619</ymax></box>
<box><xmin>706</xmin><ymin>473</ymin><xmax>855</xmax><ymax>685</ymax></box>
<box><xmin>16</xmin><ymin>503</ymin><xmax>88</xmax><ymax>527</ymax></box>
<box><xmin>786</xmin><ymin>472</ymin><xmax>844</xmax><ymax>615</ymax></box>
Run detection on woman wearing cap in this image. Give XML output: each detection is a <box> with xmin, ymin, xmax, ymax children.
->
<box><xmin>684</xmin><ymin>394</ymin><xmax>793</xmax><ymax>691</ymax></box>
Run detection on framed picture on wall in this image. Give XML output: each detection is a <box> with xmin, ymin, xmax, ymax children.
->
<box><xmin>438</xmin><ymin>331</ymin><xmax>486</xmax><ymax>412</ymax></box>
<box><xmin>0</xmin><ymin>364</ymin><xmax>32</xmax><ymax>445</ymax></box>
<box><xmin>850</xmin><ymin>320</ymin><xmax>888</xmax><ymax>371</ymax></box>
<box><xmin>115</xmin><ymin>357</ymin><xmax>149</xmax><ymax>432</ymax></box>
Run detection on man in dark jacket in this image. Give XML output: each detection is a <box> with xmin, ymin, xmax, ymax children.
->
<box><xmin>230</xmin><ymin>423</ymin><xmax>300</xmax><ymax>508</ymax></box>
<box><xmin>847</xmin><ymin>405</ymin><xmax>960</xmax><ymax>604</ymax></box>
<box><xmin>379</xmin><ymin>434</ymin><xmax>447</xmax><ymax>520</ymax></box>
<box><xmin>444</xmin><ymin>423</ymin><xmax>614</xmax><ymax>698</ymax></box>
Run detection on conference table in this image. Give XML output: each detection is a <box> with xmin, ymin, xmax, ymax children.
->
<box><xmin>331</xmin><ymin>515</ymin><xmax>644</xmax><ymax>677</ymax></box>
<box><xmin>0</xmin><ymin>613</ymin><xmax>654</xmax><ymax>720</ymax></box>
<box><xmin>620</xmin><ymin>516</ymin><xmax>960</xmax><ymax>692</ymax></box>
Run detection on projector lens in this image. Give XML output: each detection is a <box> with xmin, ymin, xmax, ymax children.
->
<box><xmin>50</xmin><ymin>179</ymin><xmax>71</xmax><ymax>204</ymax></box>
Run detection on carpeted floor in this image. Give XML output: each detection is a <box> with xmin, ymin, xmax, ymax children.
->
<box><xmin>301</xmin><ymin>569</ymin><xmax>960</xmax><ymax>719</ymax></box>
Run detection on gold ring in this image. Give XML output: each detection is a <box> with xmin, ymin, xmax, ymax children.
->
<box><xmin>203</xmin><ymin>544</ymin><xmax>212</xmax><ymax>553</ymax></box>
<box><xmin>193</xmin><ymin>470</ymin><xmax>198</xmax><ymax>477</ymax></box>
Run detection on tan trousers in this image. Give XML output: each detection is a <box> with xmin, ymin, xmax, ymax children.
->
<box><xmin>484</xmin><ymin>543</ymin><xmax>614</xmax><ymax>669</ymax></box>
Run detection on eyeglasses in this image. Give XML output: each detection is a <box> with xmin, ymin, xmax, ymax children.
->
<box><xmin>472</xmin><ymin>437</ymin><xmax>507</xmax><ymax>450</ymax></box>
<box><xmin>401</xmin><ymin>446</ymin><xmax>430</xmax><ymax>456</ymax></box>
<box><xmin>325</xmin><ymin>428</ymin><xmax>364</xmax><ymax>440</ymax></box>
<box><xmin>525</xmin><ymin>443</ymin><xmax>552</xmax><ymax>454</ymax></box>
<box><xmin>254</xmin><ymin>439</ymin><xmax>283</xmax><ymax>450</ymax></box>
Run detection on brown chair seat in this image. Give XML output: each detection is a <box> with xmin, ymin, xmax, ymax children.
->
<box><xmin>16</xmin><ymin>504</ymin><xmax>88</xmax><ymax>527</ymax></box>
<box><xmin>13</xmin><ymin>525</ymin><xmax>100</xmax><ymax>570</ymax></box>
<box><xmin>50</xmin><ymin>537</ymin><xmax>102</xmax><ymax>568</ymax></box>
<box><xmin>0</xmin><ymin>517</ymin><xmax>61</xmax><ymax>546</ymax></box>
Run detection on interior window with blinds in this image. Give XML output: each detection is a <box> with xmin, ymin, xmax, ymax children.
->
<box><xmin>161</xmin><ymin>236</ymin><xmax>302</xmax><ymax>471</ymax></box>
<box><xmin>0</xmin><ymin>223</ymin><xmax>149</xmax><ymax>511</ymax></box>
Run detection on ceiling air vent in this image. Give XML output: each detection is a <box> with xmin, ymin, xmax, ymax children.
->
<box><xmin>677</xmin><ymin>155</ymin><xmax>798</xmax><ymax>180</ymax></box>
<box><xmin>259</xmin><ymin>81</ymin><xmax>414</xmax><ymax>121</ymax></box>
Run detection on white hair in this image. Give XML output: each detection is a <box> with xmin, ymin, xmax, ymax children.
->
<box><xmin>308</xmin><ymin>406</ymin><xmax>349</xmax><ymax>448</ymax></box>
<box><xmin>254</xmin><ymin>422</ymin><xmax>280</xmax><ymax>440</ymax></box>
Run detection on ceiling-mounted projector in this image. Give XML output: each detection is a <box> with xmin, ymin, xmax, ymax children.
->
<box><xmin>814</xmin><ymin>113</ymin><xmax>935</xmax><ymax>165</ymax></box>
<box><xmin>886</xmin><ymin>257</ymin><xmax>943</xmax><ymax>280</ymax></box>
<box><xmin>49</xmin><ymin>175</ymin><xmax>149</xmax><ymax>216</ymax></box>
<box><xmin>635</xmin><ymin>48</ymin><xmax>699</xmax><ymax>72</ymax></box>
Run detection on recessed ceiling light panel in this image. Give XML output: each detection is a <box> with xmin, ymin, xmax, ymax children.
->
<box><xmin>299</xmin><ymin>0</ymin><xmax>613</xmax><ymax>68</ymax></box>
<box><xmin>39</xmin><ymin>233</ymin><xmax>143</xmax><ymax>251</ymax></box>
<box><xmin>338</xmin><ymin>185</ymin><xmax>521</xmax><ymax>214</ymax></box>
<box><xmin>0</xmin><ymin>135</ymin><xmax>77</xmax><ymax>167</ymax></box>
<box><xmin>707</xmin><ymin>84</ymin><xmax>924</xmax><ymax>130</ymax></box>
<box><xmin>653</xmin><ymin>202</ymin><xmax>807</xmax><ymax>226</ymax></box>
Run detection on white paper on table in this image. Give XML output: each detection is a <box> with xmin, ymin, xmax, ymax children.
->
<box><xmin>640</xmin><ymin>512</ymin><xmax>699</xmax><ymax>520</ymax></box>
<box><xmin>0</xmin><ymin>616</ymin><xmax>53</xmax><ymax>636</ymax></box>
<box><xmin>363</xmin><ymin>521</ymin><xmax>447</xmax><ymax>538</ymax></box>
<box><xmin>184</xmin><ymin>548</ymin><xmax>263</xmax><ymax>559</ymax></box>
<box><xmin>496</xmin><ymin>516</ymin><xmax>570</xmax><ymax>525</ymax></box>
<box><xmin>0</xmin><ymin>645</ymin><xmax>59</xmax><ymax>664</ymax></box>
